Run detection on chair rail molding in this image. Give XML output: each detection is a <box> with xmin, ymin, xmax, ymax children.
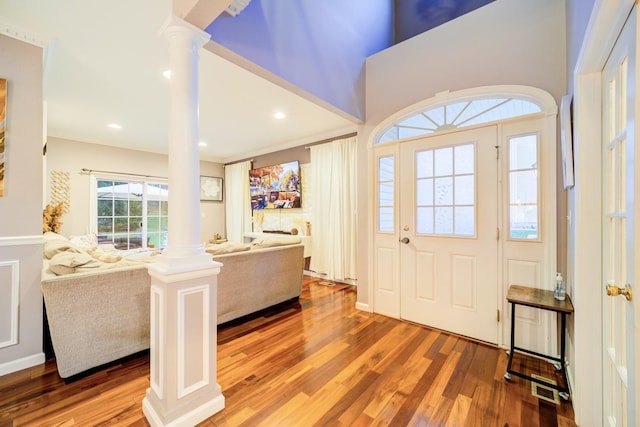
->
<box><xmin>0</xmin><ymin>235</ymin><xmax>43</xmax><ymax>247</ymax></box>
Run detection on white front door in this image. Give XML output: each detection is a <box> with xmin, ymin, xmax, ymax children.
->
<box><xmin>398</xmin><ymin>126</ymin><xmax>498</xmax><ymax>343</ymax></box>
<box><xmin>602</xmin><ymin>8</ymin><xmax>637</xmax><ymax>426</ymax></box>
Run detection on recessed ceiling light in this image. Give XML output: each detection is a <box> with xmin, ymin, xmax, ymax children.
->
<box><xmin>163</xmin><ymin>69</ymin><xmax>171</xmax><ymax>79</ymax></box>
<box><xmin>107</xmin><ymin>123</ymin><xmax>121</xmax><ymax>129</ymax></box>
<box><xmin>273</xmin><ymin>111</ymin><xmax>286</xmax><ymax>120</ymax></box>
<box><xmin>198</xmin><ymin>141</ymin><xmax>207</xmax><ymax>147</ymax></box>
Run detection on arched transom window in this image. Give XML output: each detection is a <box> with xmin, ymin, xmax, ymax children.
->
<box><xmin>378</xmin><ymin>97</ymin><xmax>542</xmax><ymax>143</ymax></box>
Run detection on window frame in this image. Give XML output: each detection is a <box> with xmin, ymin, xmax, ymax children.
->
<box><xmin>506</xmin><ymin>131</ymin><xmax>541</xmax><ymax>241</ymax></box>
<box><xmin>90</xmin><ymin>174</ymin><xmax>169</xmax><ymax>250</ymax></box>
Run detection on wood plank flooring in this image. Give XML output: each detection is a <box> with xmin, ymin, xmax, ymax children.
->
<box><xmin>0</xmin><ymin>276</ymin><xmax>576</xmax><ymax>426</ymax></box>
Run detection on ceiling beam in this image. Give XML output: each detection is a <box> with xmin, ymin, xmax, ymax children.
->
<box><xmin>173</xmin><ymin>0</ymin><xmax>232</xmax><ymax>29</ymax></box>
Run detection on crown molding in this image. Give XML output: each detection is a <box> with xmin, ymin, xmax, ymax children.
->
<box><xmin>0</xmin><ymin>20</ymin><xmax>47</xmax><ymax>48</ymax></box>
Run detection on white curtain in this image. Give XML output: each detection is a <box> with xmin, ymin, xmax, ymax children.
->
<box><xmin>310</xmin><ymin>136</ymin><xmax>357</xmax><ymax>281</ymax></box>
<box><xmin>224</xmin><ymin>161</ymin><xmax>252</xmax><ymax>243</ymax></box>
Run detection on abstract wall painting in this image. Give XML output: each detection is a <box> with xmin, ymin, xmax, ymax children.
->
<box><xmin>0</xmin><ymin>78</ymin><xmax>6</xmax><ymax>197</ymax></box>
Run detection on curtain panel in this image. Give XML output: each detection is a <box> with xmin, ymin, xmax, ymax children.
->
<box><xmin>224</xmin><ymin>161</ymin><xmax>252</xmax><ymax>243</ymax></box>
<box><xmin>310</xmin><ymin>136</ymin><xmax>357</xmax><ymax>281</ymax></box>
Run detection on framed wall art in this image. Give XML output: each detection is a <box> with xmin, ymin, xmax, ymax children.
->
<box><xmin>560</xmin><ymin>94</ymin><xmax>574</xmax><ymax>189</ymax></box>
<box><xmin>200</xmin><ymin>176</ymin><xmax>223</xmax><ymax>201</ymax></box>
<box><xmin>0</xmin><ymin>78</ymin><xmax>6</xmax><ymax>197</ymax></box>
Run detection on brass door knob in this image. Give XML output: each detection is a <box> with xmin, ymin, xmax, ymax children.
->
<box><xmin>606</xmin><ymin>283</ymin><xmax>633</xmax><ymax>301</ymax></box>
<box><xmin>399</xmin><ymin>237</ymin><xmax>410</xmax><ymax>244</ymax></box>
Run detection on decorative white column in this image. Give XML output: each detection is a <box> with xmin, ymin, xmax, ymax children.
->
<box><xmin>142</xmin><ymin>16</ymin><xmax>225</xmax><ymax>427</ymax></box>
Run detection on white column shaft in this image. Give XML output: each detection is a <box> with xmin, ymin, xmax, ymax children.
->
<box><xmin>163</xmin><ymin>19</ymin><xmax>208</xmax><ymax>259</ymax></box>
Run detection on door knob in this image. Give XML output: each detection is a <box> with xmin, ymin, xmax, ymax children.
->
<box><xmin>606</xmin><ymin>283</ymin><xmax>633</xmax><ymax>301</ymax></box>
<box><xmin>399</xmin><ymin>237</ymin><xmax>410</xmax><ymax>244</ymax></box>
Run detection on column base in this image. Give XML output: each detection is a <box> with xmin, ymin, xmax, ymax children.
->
<box><xmin>142</xmin><ymin>390</ymin><xmax>225</xmax><ymax>427</ymax></box>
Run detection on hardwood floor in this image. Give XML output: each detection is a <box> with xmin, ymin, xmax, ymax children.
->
<box><xmin>0</xmin><ymin>276</ymin><xmax>576</xmax><ymax>426</ymax></box>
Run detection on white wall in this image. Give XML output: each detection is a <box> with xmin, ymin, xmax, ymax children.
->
<box><xmin>45</xmin><ymin>137</ymin><xmax>225</xmax><ymax>244</ymax></box>
<box><xmin>0</xmin><ymin>34</ymin><xmax>45</xmax><ymax>375</ymax></box>
<box><xmin>563</xmin><ymin>0</ymin><xmax>597</xmax><ymax>419</ymax></box>
<box><xmin>358</xmin><ymin>0</ymin><xmax>568</xmax><ymax>381</ymax></box>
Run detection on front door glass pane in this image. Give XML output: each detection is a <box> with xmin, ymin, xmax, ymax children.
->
<box><xmin>415</xmin><ymin>143</ymin><xmax>475</xmax><ymax>237</ymax></box>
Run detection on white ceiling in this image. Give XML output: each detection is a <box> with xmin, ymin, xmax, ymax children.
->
<box><xmin>0</xmin><ymin>0</ymin><xmax>357</xmax><ymax>163</ymax></box>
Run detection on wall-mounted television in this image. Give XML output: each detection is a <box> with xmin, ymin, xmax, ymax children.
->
<box><xmin>249</xmin><ymin>160</ymin><xmax>301</xmax><ymax>209</ymax></box>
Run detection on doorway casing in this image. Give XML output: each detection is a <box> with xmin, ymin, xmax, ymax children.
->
<box><xmin>366</xmin><ymin>85</ymin><xmax>558</xmax><ymax>352</ymax></box>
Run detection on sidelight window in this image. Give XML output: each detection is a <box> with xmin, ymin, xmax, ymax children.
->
<box><xmin>377</xmin><ymin>156</ymin><xmax>395</xmax><ymax>232</ymax></box>
<box><xmin>508</xmin><ymin>134</ymin><xmax>539</xmax><ymax>239</ymax></box>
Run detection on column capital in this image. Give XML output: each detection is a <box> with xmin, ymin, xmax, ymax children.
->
<box><xmin>159</xmin><ymin>15</ymin><xmax>211</xmax><ymax>49</ymax></box>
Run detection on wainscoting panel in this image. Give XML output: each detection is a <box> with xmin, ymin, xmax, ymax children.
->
<box><xmin>178</xmin><ymin>285</ymin><xmax>210</xmax><ymax>399</ymax></box>
<box><xmin>150</xmin><ymin>286</ymin><xmax>164</xmax><ymax>399</ymax></box>
<box><xmin>0</xmin><ymin>260</ymin><xmax>19</xmax><ymax>349</ymax></box>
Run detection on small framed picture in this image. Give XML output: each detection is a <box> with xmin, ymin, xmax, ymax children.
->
<box><xmin>200</xmin><ymin>176</ymin><xmax>223</xmax><ymax>201</ymax></box>
<box><xmin>560</xmin><ymin>95</ymin><xmax>574</xmax><ymax>189</ymax></box>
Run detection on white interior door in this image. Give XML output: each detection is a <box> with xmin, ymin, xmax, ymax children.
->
<box><xmin>602</xmin><ymin>8</ymin><xmax>637</xmax><ymax>426</ymax></box>
<box><xmin>399</xmin><ymin>126</ymin><xmax>498</xmax><ymax>343</ymax></box>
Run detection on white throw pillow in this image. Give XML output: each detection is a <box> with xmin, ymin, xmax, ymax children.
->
<box><xmin>43</xmin><ymin>231</ymin><xmax>68</xmax><ymax>242</ymax></box>
<box><xmin>49</xmin><ymin>251</ymin><xmax>98</xmax><ymax>275</ymax></box>
<box><xmin>69</xmin><ymin>233</ymin><xmax>98</xmax><ymax>251</ymax></box>
<box><xmin>43</xmin><ymin>239</ymin><xmax>85</xmax><ymax>260</ymax></box>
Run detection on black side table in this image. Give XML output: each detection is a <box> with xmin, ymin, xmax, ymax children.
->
<box><xmin>504</xmin><ymin>285</ymin><xmax>574</xmax><ymax>400</ymax></box>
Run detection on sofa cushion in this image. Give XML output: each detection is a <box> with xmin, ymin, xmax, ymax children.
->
<box><xmin>205</xmin><ymin>242</ymin><xmax>251</xmax><ymax>255</ymax></box>
<box><xmin>88</xmin><ymin>248</ymin><xmax>122</xmax><ymax>263</ymax></box>
<box><xmin>251</xmin><ymin>237</ymin><xmax>301</xmax><ymax>248</ymax></box>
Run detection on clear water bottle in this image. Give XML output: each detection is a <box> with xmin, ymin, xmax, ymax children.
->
<box><xmin>554</xmin><ymin>272</ymin><xmax>566</xmax><ymax>301</ymax></box>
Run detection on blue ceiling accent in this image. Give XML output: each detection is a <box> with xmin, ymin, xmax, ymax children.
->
<box><xmin>206</xmin><ymin>0</ymin><xmax>393</xmax><ymax>121</ymax></box>
<box><xmin>395</xmin><ymin>0</ymin><xmax>496</xmax><ymax>43</ymax></box>
<box><xmin>205</xmin><ymin>0</ymin><xmax>494</xmax><ymax>121</ymax></box>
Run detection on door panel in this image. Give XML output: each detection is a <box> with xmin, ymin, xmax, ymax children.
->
<box><xmin>602</xmin><ymin>8</ymin><xmax>636</xmax><ymax>426</ymax></box>
<box><xmin>399</xmin><ymin>127</ymin><xmax>498</xmax><ymax>344</ymax></box>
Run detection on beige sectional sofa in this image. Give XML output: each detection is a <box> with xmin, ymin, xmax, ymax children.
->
<box><xmin>41</xmin><ymin>236</ymin><xmax>304</xmax><ymax>379</ymax></box>
<box><xmin>213</xmin><ymin>243</ymin><xmax>304</xmax><ymax>324</ymax></box>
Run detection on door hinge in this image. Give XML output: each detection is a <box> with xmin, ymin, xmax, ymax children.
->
<box><xmin>496</xmin><ymin>228</ymin><xmax>500</xmax><ymax>241</ymax></box>
<box><xmin>495</xmin><ymin>145</ymin><xmax>500</xmax><ymax>160</ymax></box>
<box><xmin>497</xmin><ymin>309</ymin><xmax>500</xmax><ymax>322</ymax></box>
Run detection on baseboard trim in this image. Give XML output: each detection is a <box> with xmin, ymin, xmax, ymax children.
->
<box><xmin>0</xmin><ymin>352</ymin><xmax>45</xmax><ymax>376</ymax></box>
<box><xmin>566</xmin><ymin>361</ymin><xmax>575</xmax><ymax>397</ymax></box>
<box><xmin>355</xmin><ymin>302</ymin><xmax>371</xmax><ymax>312</ymax></box>
<box><xmin>304</xmin><ymin>270</ymin><xmax>357</xmax><ymax>286</ymax></box>
<box><xmin>143</xmin><ymin>392</ymin><xmax>225</xmax><ymax>427</ymax></box>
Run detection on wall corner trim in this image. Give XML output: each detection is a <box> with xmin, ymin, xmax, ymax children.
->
<box><xmin>0</xmin><ymin>20</ymin><xmax>47</xmax><ymax>48</ymax></box>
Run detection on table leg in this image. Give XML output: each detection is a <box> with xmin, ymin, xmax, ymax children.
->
<box><xmin>504</xmin><ymin>302</ymin><xmax>515</xmax><ymax>381</ymax></box>
<box><xmin>558</xmin><ymin>312</ymin><xmax>570</xmax><ymax>400</ymax></box>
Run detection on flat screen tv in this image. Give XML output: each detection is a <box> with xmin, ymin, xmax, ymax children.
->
<box><xmin>250</xmin><ymin>160</ymin><xmax>301</xmax><ymax>209</ymax></box>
